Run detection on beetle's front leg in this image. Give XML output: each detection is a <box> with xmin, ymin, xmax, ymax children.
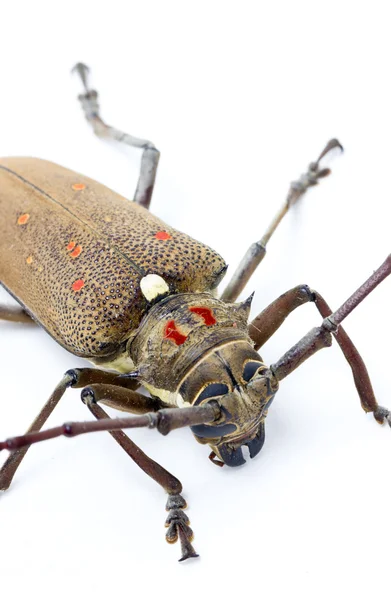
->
<box><xmin>72</xmin><ymin>63</ymin><xmax>160</xmax><ymax>210</ymax></box>
<box><xmin>248</xmin><ymin>283</ymin><xmax>389</xmax><ymax>422</ymax></box>
<box><xmin>262</xmin><ymin>257</ymin><xmax>391</xmax><ymax>426</ymax></box>
<box><xmin>81</xmin><ymin>388</ymin><xmax>199</xmax><ymax>562</ymax></box>
<box><xmin>1</xmin><ymin>400</ymin><xmax>219</xmax><ymax>559</ymax></box>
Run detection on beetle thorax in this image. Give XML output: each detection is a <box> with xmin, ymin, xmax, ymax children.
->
<box><xmin>129</xmin><ymin>292</ymin><xmax>253</xmax><ymax>392</ymax></box>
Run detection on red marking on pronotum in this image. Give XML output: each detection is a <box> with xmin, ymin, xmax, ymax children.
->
<box><xmin>155</xmin><ymin>231</ymin><xmax>171</xmax><ymax>240</ymax></box>
<box><xmin>189</xmin><ymin>306</ymin><xmax>217</xmax><ymax>326</ymax></box>
<box><xmin>72</xmin><ymin>183</ymin><xmax>86</xmax><ymax>191</ymax></box>
<box><xmin>72</xmin><ymin>279</ymin><xmax>85</xmax><ymax>292</ymax></box>
<box><xmin>164</xmin><ymin>320</ymin><xmax>188</xmax><ymax>345</ymax></box>
<box><xmin>67</xmin><ymin>241</ymin><xmax>76</xmax><ymax>251</ymax></box>
<box><xmin>70</xmin><ymin>245</ymin><xmax>82</xmax><ymax>258</ymax></box>
<box><xmin>17</xmin><ymin>213</ymin><xmax>30</xmax><ymax>225</ymax></box>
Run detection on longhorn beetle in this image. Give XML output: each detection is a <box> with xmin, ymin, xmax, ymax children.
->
<box><xmin>0</xmin><ymin>63</ymin><xmax>390</xmax><ymax>561</ymax></box>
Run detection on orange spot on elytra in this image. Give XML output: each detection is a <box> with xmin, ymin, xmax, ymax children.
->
<box><xmin>66</xmin><ymin>241</ymin><xmax>82</xmax><ymax>258</ymax></box>
<box><xmin>72</xmin><ymin>183</ymin><xmax>86</xmax><ymax>191</ymax></box>
<box><xmin>164</xmin><ymin>320</ymin><xmax>187</xmax><ymax>345</ymax></box>
<box><xmin>72</xmin><ymin>279</ymin><xmax>85</xmax><ymax>292</ymax></box>
<box><xmin>26</xmin><ymin>256</ymin><xmax>33</xmax><ymax>265</ymax></box>
<box><xmin>104</xmin><ymin>216</ymin><xmax>112</xmax><ymax>223</ymax></box>
<box><xmin>17</xmin><ymin>213</ymin><xmax>30</xmax><ymax>225</ymax></box>
<box><xmin>155</xmin><ymin>231</ymin><xmax>171</xmax><ymax>240</ymax></box>
<box><xmin>70</xmin><ymin>245</ymin><xmax>82</xmax><ymax>258</ymax></box>
<box><xmin>189</xmin><ymin>306</ymin><xmax>217</xmax><ymax>326</ymax></box>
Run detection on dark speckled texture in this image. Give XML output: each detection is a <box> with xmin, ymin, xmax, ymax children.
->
<box><xmin>0</xmin><ymin>157</ymin><xmax>226</xmax><ymax>358</ymax></box>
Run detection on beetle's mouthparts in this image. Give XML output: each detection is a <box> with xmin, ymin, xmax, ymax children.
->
<box><xmin>217</xmin><ymin>421</ymin><xmax>266</xmax><ymax>467</ymax></box>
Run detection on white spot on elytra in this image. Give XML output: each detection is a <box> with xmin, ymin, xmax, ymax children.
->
<box><xmin>140</xmin><ymin>274</ymin><xmax>169</xmax><ymax>302</ymax></box>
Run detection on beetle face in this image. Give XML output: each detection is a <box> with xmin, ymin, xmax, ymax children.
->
<box><xmin>179</xmin><ymin>341</ymin><xmax>279</xmax><ymax>466</ymax></box>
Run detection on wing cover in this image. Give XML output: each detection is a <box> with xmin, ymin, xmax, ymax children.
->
<box><xmin>0</xmin><ymin>158</ymin><xmax>226</xmax><ymax>358</ymax></box>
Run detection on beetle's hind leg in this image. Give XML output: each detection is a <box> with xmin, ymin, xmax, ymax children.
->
<box><xmin>72</xmin><ymin>63</ymin><xmax>160</xmax><ymax>210</ymax></box>
<box><xmin>80</xmin><ymin>386</ymin><xmax>199</xmax><ymax>562</ymax></box>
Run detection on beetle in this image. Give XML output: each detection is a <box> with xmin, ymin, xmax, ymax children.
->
<box><xmin>0</xmin><ymin>63</ymin><xmax>390</xmax><ymax>561</ymax></box>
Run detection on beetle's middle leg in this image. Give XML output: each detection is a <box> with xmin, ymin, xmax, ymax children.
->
<box><xmin>72</xmin><ymin>63</ymin><xmax>160</xmax><ymax>210</ymax></box>
<box><xmin>221</xmin><ymin>139</ymin><xmax>343</xmax><ymax>302</ymax></box>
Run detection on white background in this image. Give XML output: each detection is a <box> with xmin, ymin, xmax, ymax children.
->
<box><xmin>0</xmin><ymin>2</ymin><xmax>390</xmax><ymax>598</ymax></box>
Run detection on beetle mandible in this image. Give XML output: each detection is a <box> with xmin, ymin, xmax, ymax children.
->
<box><xmin>0</xmin><ymin>63</ymin><xmax>390</xmax><ymax>561</ymax></box>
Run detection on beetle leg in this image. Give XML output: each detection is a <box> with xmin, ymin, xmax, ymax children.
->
<box><xmin>0</xmin><ymin>398</ymin><xmax>218</xmax><ymax>557</ymax></box>
<box><xmin>220</xmin><ymin>139</ymin><xmax>343</xmax><ymax>302</ymax></box>
<box><xmin>249</xmin><ymin>285</ymin><xmax>316</xmax><ymax>349</ymax></box>
<box><xmin>249</xmin><ymin>284</ymin><xmax>387</xmax><ymax>418</ymax></box>
<box><xmin>266</xmin><ymin>256</ymin><xmax>391</xmax><ymax>425</ymax></box>
<box><xmin>0</xmin><ymin>371</ymin><xmax>74</xmax><ymax>492</ymax></box>
<box><xmin>80</xmin><ymin>383</ymin><xmax>162</xmax><ymax>413</ymax></box>
<box><xmin>0</xmin><ymin>374</ymin><xmax>205</xmax><ymax>560</ymax></box>
<box><xmin>81</xmin><ymin>392</ymin><xmax>199</xmax><ymax>561</ymax></box>
<box><xmin>1</xmin><ymin>397</ymin><xmax>218</xmax><ymax>560</ymax></box>
<box><xmin>0</xmin><ymin>368</ymin><xmax>140</xmax><ymax>491</ymax></box>
<box><xmin>72</xmin><ymin>63</ymin><xmax>160</xmax><ymax>210</ymax></box>
<box><xmin>0</xmin><ymin>304</ymin><xmax>34</xmax><ymax>324</ymax></box>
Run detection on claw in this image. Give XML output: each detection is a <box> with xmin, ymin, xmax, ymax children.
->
<box><xmin>289</xmin><ymin>139</ymin><xmax>343</xmax><ymax>200</ymax></box>
<box><xmin>165</xmin><ymin>493</ymin><xmax>199</xmax><ymax>560</ymax></box>
<box><xmin>71</xmin><ymin>63</ymin><xmax>91</xmax><ymax>92</ymax></box>
<box><xmin>177</xmin><ymin>524</ymin><xmax>199</xmax><ymax>562</ymax></box>
<box><xmin>316</xmin><ymin>138</ymin><xmax>343</xmax><ymax>164</ymax></box>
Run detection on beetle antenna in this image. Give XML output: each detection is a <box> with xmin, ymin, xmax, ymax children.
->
<box><xmin>0</xmin><ymin>405</ymin><xmax>220</xmax><ymax>452</ymax></box>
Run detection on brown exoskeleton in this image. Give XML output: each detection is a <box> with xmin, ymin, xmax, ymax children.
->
<box><xmin>0</xmin><ymin>63</ymin><xmax>390</xmax><ymax>561</ymax></box>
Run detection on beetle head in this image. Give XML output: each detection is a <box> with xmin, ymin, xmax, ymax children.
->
<box><xmin>178</xmin><ymin>340</ymin><xmax>279</xmax><ymax>466</ymax></box>
<box><xmin>130</xmin><ymin>291</ymin><xmax>278</xmax><ymax>465</ymax></box>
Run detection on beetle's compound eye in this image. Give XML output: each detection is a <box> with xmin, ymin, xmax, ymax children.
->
<box><xmin>191</xmin><ymin>383</ymin><xmax>236</xmax><ymax>440</ymax></box>
<box><xmin>242</xmin><ymin>361</ymin><xmax>264</xmax><ymax>382</ymax></box>
<box><xmin>195</xmin><ymin>383</ymin><xmax>229</xmax><ymax>404</ymax></box>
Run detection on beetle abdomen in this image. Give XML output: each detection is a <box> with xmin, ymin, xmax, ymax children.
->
<box><xmin>0</xmin><ymin>158</ymin><xmax>226</xmax><ymax>358</ymax></box>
